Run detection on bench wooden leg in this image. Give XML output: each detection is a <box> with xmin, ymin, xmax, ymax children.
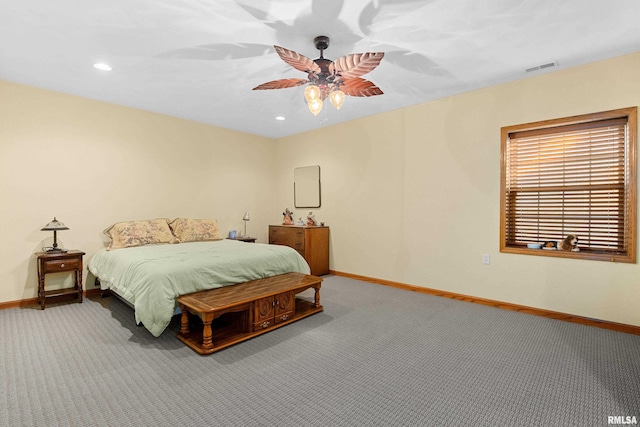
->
<box><xmin>179</xmin><ymin>304</ymin><xmax>190</xmax><ymax>335</ymax></box>
<box><xmin>201</xmin><ymin>313</ymin><xmax>214</xmax><ymax>349</ymax></box>
<box><xmin>313</xmin><ymin>284</ymin><xmax>321</xmax><ymax>308</ymax></box>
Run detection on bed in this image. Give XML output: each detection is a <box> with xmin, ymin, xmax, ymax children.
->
<box><xmin>88</xmin><ymin>218</ymin><xmax>310</xmax><ymax>337</ymax></box>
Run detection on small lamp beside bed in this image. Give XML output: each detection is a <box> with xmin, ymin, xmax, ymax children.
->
<box><xmin>41</xmin><ymin>217</ymin><xmax>69</xmax><ymax>253</ymax></box>
<box><xmin>242</xmin><ymin>211</ymin><xmax>251</xmax><ymax>237</ymax></box>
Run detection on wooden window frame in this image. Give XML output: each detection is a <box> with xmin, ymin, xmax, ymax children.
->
<box><xmin>500</xmin><ymin>107</ymin><xmax>637</xmax><ymax>263</ymax></box>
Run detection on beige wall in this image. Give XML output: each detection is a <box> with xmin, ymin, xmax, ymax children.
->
<box><xmin>0</xmin><ymin>80</ymin><xmax>275</xmax><ymax>302</ymax></box>
<box><xmin>275</xmin><ymin>52</ymin><xmax>640</xmax><ymax>327</ymax></box>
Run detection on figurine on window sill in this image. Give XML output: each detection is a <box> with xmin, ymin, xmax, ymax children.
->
<box><xmin>542</xmin><ymin>241</ymin><xmax>557</xmax><ymax>250</ymax></box>
<box><xmin>560</xmin><ymin>234</ymin><xmax>580</xmax><ymax>252</ymax></box>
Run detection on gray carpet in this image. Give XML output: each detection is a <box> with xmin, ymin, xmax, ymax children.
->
<box><xmin>1</xmin><ymin>275</ymin><xmax>639</xmax><ymax>426</ymax></box>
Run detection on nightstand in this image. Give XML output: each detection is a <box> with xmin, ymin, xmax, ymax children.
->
<box><xmin>228</xmin><ymin>236</ymin><xmax>257</xmax><ymax>243</ymax></box>
<box><xmin>36</xmin><ymin>250</ymin><xmax>85</xmax><ymax>310</ymax></box>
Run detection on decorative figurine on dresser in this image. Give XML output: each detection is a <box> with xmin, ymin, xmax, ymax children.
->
<box><xmin>282</xmin><ymin>208</ymin><xmax>294</xmax><ymax>225</ymax></box>
<box><xmin>36</xmin><ymin>217</ymin><xmax>84</xmax><ymax>309</ymax></box>
<box><xmin>306</xmin><ymin>211</ymin><xmax>317</xmax><ymax>226</ymax></box>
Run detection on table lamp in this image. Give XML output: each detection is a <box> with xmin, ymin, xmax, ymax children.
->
<box><xmin>41</xmin><ymin>217</ymin><xmax>69</xmax><ymax>253</ymax></box>
<box><xmin>242</xmin><ymin>212</ymin><xmax>250</xmax><ymax>237</ymax></box>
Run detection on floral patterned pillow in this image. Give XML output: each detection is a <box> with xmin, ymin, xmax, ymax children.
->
<box><xmin>169</xmin><ymin>218</ymin><xmax>222</xmax><ymax>242</ymax></box>
<box><xmin>104</xmin><ymin>218</ymin><xmax>178</xmax><ymax>250</ymax></box>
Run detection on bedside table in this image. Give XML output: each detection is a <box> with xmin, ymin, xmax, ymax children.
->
<box><xmin>36</xmin><ymin>250</ymin><xmax>85</xmax><ymax>310</ymax></box>
<box><xmin>227</xmin><ymin>236</ymin><xmax>257</xmax><ymax>243</ymax></box>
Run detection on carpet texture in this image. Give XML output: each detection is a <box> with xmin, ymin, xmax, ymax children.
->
<box><xmin>1</xmin><ymin>275</ymin><xmax>638</xmax><ymax>426</ymax></box>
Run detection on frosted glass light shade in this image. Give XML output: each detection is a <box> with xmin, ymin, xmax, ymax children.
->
<box><xmin>329</xmin><ymin>89</ymin><xmax>345</xmax><ymax>110</ymax></box>
<box><xmin>304</xmin><ymin>85</ymin><xmax>321</xmax><ymax>103</ymax></box>
<box><xmin>308</xmin><ymin>98</ymin><xmax>323</xmax><ymax>116</ymax></box>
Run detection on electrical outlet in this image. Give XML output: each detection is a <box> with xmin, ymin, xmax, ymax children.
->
<box><xmin>482</xmin><ymin>254</ymin><xmax>491</xmax><ymax>265</ymax></box>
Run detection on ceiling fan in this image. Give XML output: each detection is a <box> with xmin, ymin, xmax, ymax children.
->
<box><xmin>253</xmin><ymin>36</ymin><xmax>384</xmax><ymax>115</ymax></box>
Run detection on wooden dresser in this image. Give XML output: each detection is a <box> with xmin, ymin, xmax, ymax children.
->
<box><xmin>269</xmin><ymin>225</ymin><xmax>329</xmax><ymax>275</ymax></box>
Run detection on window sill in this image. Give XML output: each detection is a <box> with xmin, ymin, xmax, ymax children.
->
<box><xmin>500</xmin><ymin>246</ymin><xmax>634</xmax><ymax>263</ymax></box>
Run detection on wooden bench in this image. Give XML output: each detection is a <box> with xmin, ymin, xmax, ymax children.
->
<box><xmin>177</xmin><ymin>272</ymin><xmax>323</xmax><ymax>354</ymax></box>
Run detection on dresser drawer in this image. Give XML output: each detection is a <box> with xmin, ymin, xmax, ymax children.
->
<box><xmin>269</xmin><ymin>227</ymin><xmax>305</xmax><ymax>249</ymax></box>
<box><xmin>42</xmin><ymin>258</ymin><xmax>81</xmax><ymax>274</ymax></box>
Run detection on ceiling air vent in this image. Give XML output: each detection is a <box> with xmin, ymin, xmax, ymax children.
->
<box><xmin>525</xmin><ymin>61</ymin><xmax>558</xmax><ymax>73</ymax></box>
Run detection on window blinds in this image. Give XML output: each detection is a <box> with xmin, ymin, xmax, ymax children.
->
<box><xmin>504</xmin><ymin>117</ymin><xmax>629</xmax><ymax>253</ymax></box>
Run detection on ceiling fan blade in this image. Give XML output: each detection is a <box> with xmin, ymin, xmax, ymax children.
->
<box><xmin>253</xmin><ymin>78</ymin><xmax>309</xmax><ymax>90</ymax></box>
<box><xmin>274</xmin><ymin>46</ymin><xmax>321</xmax><ymax>75</ymax></box>
<box><xmin>340</xmin><ymin>78</ymin><xmax>384</xmax><ymax>97</ymax></box>
<box><xmin>333</xmin><ymin>52</ymin><xmax>384</xmax><ymax>79</ymax></box>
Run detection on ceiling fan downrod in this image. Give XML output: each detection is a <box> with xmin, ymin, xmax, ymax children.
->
<box><xmin>314</xmin><ymin>35</ymin><xmax>330</xmax><ymax>58</ymax></box>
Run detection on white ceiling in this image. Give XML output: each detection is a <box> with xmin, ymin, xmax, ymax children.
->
<box><xmin>2</xmin><ymin>0</ymin><xmax>639</xmax><ymax>139</ymax></box>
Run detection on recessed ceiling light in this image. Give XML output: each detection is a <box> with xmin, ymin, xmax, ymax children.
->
<box><xmin>93</xmin><ymin>63</ymin><xmax>112</xmax><ymax>71</ymax></box>
<box><xmin>275</xmin><ymin>116</ymin><xmax>286</xmax><ymax>121</ymax></box>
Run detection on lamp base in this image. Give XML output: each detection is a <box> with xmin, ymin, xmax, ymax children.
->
<box><xmin>45</xmin><ymin>247</ymin><xmax>67</xmax><ymax>253</ymax></box>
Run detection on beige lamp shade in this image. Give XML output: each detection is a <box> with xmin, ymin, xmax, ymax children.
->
<box><xmin>41</xmin><ymin>217</ymin><xmax>69</xmax><ymax>231</ymax></box>
<box><xmin>41</xmin><ymin>217</ymin><xmax>69</xmax><ymax>252</ymax></box>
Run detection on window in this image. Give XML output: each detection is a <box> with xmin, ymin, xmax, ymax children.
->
<box><xmin>500</xmin><ymin>107</ymin><xmax>637</xmax><ymax>262</ymax></box>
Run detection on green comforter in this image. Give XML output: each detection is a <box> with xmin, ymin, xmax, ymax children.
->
<box><xmin>88</xmin><ymin>240</ymin><xmax>310</xmax><ymax>337</ymax></box>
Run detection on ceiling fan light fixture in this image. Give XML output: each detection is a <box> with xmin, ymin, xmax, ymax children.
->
<box><xmin>253</xmin><ymin>36</ymin><xmax>384</xmax><ymax>117</ymax></box>
<box><xmin>308</xmin><ymin>98</ymin><xmax>323</xmax><ymax>116</ymax></box>
<box><xmin>329</xmin><ymin>89</ymin><xmax>345</xmax><ymax>110</ymax></box>
<box><xmin>304</xmin><ymin>84</ymin><xmax>321</xmax><ymax>103</ymax></box>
